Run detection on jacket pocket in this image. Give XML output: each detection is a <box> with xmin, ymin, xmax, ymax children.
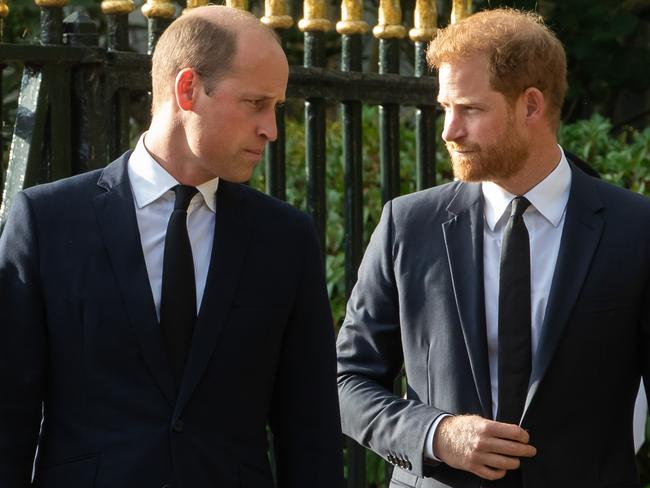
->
<box><xmin>34</xmin><ymin>454</ymin><xmax>98</xmax><ymax>488</ymax></box>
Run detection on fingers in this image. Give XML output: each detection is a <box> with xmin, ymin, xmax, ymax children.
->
<box><xmin>485</xmin><ymin>419</ymin><xmax>531</xmax><ymax>444</ymax></box>
<box><xmin>433</xmin><ymin>414</ymin><xmax>537</xmax><ymax>480</ymax></box>
<box><xmin>475</xmin><ymin>464</ymin><xmax>507</xmax><ymax>481</ymax></box>
<box><xmin>478</xmin><ymin>433</ymin><xmax>537</xmax><ymax>459</ymax></box>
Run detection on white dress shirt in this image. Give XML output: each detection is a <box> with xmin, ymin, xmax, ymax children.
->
<box><xmin>127</xmin><ymin>134</ymin><xmax>219</xmax><ymax>319</ymax></box>
<box><xmin>425</xmin><ymin>148</ymin><xmax>572</xmax><ymax>460</ymax></box>
<box><xmin>483</xmin><ymin>149</ymin><xmax>571</xmax><ymax>418</ymax></box>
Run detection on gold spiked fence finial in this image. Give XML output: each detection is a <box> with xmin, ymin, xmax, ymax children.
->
<box><xmin>226</xmin><ymin>0</ymin><xmax>248</xmax><ymax>11</ymax></box>
<box><xmin>298</xmin><ymin>0</ymin><xmax>332</xmax><ymax>32</ymax></box>
<box><xmin>409</xmin><ymin>0</ymin><xmax>436</xmax><ymax>42</ymax></box>
<box><xmin>450</xmin><ymin>0</ymin><xmax>471</xmax><ymax>24</ymax></box>
<box><xmin>101</xmin><ymin>0</ymin><xmax>135</xmax><ymax>16</ymax></box>
<box><xmin>373</xmin><ymin>0</ymin><xmax>406</xmax><ymax>39</ymax></box>
<box><xmin>261</xmin><ymin>0</ymin><xmax>293</xmax><ymax>29</ymax></box>
<box><xmin>34</xmin><ymin>0</ymin><xmax>68</xmax><ymax>7</ymax></box>
<box><xmin>184</xmin><ymin>0</ymin><xmax>208</xmax><ymax>13</ymax></box>
<box><xmin>141</xmin><ymin>0</ymin><xmax>175</xmax><ymax>19</ymax></box>
<box><xmin>0</xmin><ymin>0</ymin><xmax>9</xmax><ymax>19</ymax></box>
<box><xmin>336</xmin><ymin>0</ymin><xmax>369</xmax><ymax>35</ymax></box>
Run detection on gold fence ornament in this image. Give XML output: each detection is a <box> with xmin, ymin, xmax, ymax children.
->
<box><xmin>183</xmin><ymin>0</ymin><xmax>208</xmax><ymax>14</ymax></box>
<box><xmin>336</xmin><ymin>0</ymin><xmax>369</xmax><ymax>36</ymax></box>
<box><xmin>101</xmin><ymin>0</ymin><xmax>135</xmax><ymax>16</ymax></box>
<box><xmin>34</xmin><ymin>0</ymin><xmax>68</xmax><ymax>7</ymax></box>
<box><xmin>409</xmin><ymin>0</ymin><xmax>436</xmax><ymax>42</ymax></box>
<box><xmin>225</xmin><ymin>0</ymin><xmax>248</xmax><ymax>11</ymax></box>
<box><xmin>373</xmin><ymin>0</ymin><xmax>406</xmax><ymax>39</ymax></box>
<box><xmin>298</xmin><ymin>0</ymin><xmax>332</xmax><ymax>32</ymax></box>
<box><xmin>141</xmin><ymin>0</ymin><xmax>175</xmax><ymax>19</ymax></box>
<box><xmin>0</xmin><ymin>0</ymin><xmax>8</xmax><ymax>18</ymax></box>
<box><xmin>450</xmin><ymin>0</ymin><xmax>471</xmax><ymax>24</ymax></box>
<box><xmin>261</xmin><ymin>0</ymin><xmax>293</xmax><ymax>29</ymax></box>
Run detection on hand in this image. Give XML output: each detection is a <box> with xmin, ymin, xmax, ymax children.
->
<box><xmin>433</xmin><ymin>414</ymin><xmax>536</xmax><ymax>480</ymax></box>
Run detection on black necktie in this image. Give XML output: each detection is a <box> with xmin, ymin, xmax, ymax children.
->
<box><xmin>497</xmin><ymin>196</ymin><xmax>532</xmax><ymax>425</ymax></box>
<box><xmin>160</xmin><ymin>184</ymin><xmax>198</xmax><ymax>386</ymax></box>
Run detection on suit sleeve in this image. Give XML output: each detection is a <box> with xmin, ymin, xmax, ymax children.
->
<box><xmin>337</xmin><ymin>201</ymin><xmax>446</xmax><ymax>478</ymax></box>
<box><xmin>0</xmin><ymin>192</ymin><xmax>47</xmax><ymax>487</ymax></box>
<box><xmin>268</xmin><ymin>215</ymin><xmax>344</xmax><ymax>488</ymax></box>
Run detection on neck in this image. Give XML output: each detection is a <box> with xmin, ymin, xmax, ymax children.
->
<box><xmin>492</xmin><ymin>138</ymin><xmax>561</xmax><ymax>196</ymax></box>
<box><xmin>144</xmin><ymin>112</ymin><xmax>213</xmax><ymax>187</ymax></box>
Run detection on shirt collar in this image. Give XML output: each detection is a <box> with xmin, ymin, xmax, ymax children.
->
<box><xmin>127</xmin><ymin>133</ymin><xmax>219</xmax><ymax>213</ymax></box>
<box><xmin>482</xmin><ymin>146</ymin><xmax>572</xmax><ymax>230</ymax></box>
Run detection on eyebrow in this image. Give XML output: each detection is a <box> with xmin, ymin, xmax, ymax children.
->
<box><xmin>438</xmin><ymin>96</ymin><xmax>479</xmax><ymax>104</ymax></box>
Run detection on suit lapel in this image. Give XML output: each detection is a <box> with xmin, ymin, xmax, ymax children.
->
<box><xmin>442</xmin><ymin>183</ymin><xmax>493</xmax><ymax>418</ymax></box>
<box><xmin>522</xmin><ymin>165</ymin><xmax>605</xmax><ymax>418</ymax></box>
<box><xmin>174</xmin><ymin>181</ymin><xmax>251</xmax><ymax>417</ymax></box>
<box><xmin>92</xmin><ymin>154</ymin><xmax>176</xmax><ymax>407</ymax></box>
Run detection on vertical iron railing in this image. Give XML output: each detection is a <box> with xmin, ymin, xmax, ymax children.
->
<box><xmin>337</xmin><ymin>1</ymin><xmax>368</xmax><ymax>485</ymax></box>
<box><xmin>64</xmin><ymin>10</ymin><xmax>106</xmax><ymax>174</ymax></box>
<box><xmin>141</xmin><ymin>0</ymin><xmax>174</xmax><ymax>54</ymax></box>
<box><xmin>262</xmin><ymin>0</ymin><xmax>293</xmax><ymax>201</ymax></box>
<box><xmin>374</xmin><ymin>0</ymin><xmax>405</xmax><ymax>204</ymax></box>
<box><xmin>411</xmin><ymin>0</ymin><xmax>437</xmax><ymax>190</ymax></box>
<box><xmin>104</xmin><ymin>0</ymin><xmax>135</xmax><ymax>161</ymax></box>
<box><xmin>299</xmin><ymin>0</ymin><xmax>331</xmax><ymax>260</ymax></box>
<box><xmin>41</xmin><ymin>0</ymin><xmax>72</xmax><ymax>183</ymax></box>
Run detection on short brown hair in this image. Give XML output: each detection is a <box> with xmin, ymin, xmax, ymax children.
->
<box><xmin>427</xmin><ymin>8</ymin><xmax>567</xmax><ymax>128</ymax></box>
<box><xmin>151</xmin><ymin>8</ymin><xmax>261</xmax><ymax>113</ymax></box>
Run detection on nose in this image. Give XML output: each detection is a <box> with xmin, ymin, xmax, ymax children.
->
<box><xmin>441</xmin><ymin>109</ymin><xmax>465</xmax><ymax>143</ymax></box>
<box><xmin>257</xmin><ymin>108</ymin><xmax>278</xmax><ymax>142</ymax></box>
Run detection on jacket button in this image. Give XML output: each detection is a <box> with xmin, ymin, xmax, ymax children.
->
<box><xmin>173</xmin><ymin>420</ymin><xmax>184</xmax><ymax>433</ymax></box>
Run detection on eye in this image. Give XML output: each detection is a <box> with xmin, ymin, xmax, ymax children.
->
<box><xmin>245</xmin><ymin>99</ymin><xmax>264</xmax><ymax>109</ymax></box>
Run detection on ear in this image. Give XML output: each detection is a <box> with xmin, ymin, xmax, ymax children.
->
<box><xmin>522</xmin><ymin>87</ymin><xmax>545</xmax><ymax>126</ymax></box>
<box><xmin>174</xmin><ymin>68</ymin><xmax>198</xmax><ymax>111</ymax></box>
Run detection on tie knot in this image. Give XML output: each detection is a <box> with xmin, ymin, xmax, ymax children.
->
<box><xmin>173</xmin><ymin>185</ymin><xmax>198</xmax><ymax>211</ymax></box>
<box><xmin>509</xmin><ymin>196</ymin><xmax>531</xmax><ymax>219</ymax></box>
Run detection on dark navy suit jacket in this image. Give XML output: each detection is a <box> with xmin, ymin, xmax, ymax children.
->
<box><xmin>0</xmin><ymin>152</ymin><xmax>344</xmax><ymax>488</ymax></box>
<box><xmin>337</xmin><ymin>161</ymin><xmax>650</xmax><ymax>488</ymax></box>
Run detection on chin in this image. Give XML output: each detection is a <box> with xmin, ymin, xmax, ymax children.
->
<box><xmin>222</xmin><ymin>169</ymin><xmax>256</xmax><ymax>184</ymax></box>
<box><xmin>452</xmin><ymin>157</ymin><xmax>486</xmax><ymax>182</ymax></box>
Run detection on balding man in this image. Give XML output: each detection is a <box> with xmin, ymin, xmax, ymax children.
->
<box><xmin>0</xmin><ymin>6</ymin><xmax>343</xmax><ymax>488</ymax></box>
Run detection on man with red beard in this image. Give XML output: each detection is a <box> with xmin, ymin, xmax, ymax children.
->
<box><xmin>337</xmin><ymin>8</ymin><xmax>650</xmax><ymax>488</ymax></box>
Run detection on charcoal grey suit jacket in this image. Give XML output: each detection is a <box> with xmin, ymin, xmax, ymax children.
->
<box><xmin>337</xmin><ymin>161</ymin><xmax>650</xmax><ymax>488</ymax></box>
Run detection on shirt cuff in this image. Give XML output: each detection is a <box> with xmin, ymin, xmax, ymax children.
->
<box><xmin>424</xmin><ymin>414</ymin><xmax>453</xmax><ymax>462</ymax></box>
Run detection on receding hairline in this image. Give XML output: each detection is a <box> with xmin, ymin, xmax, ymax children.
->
<box><xmin>182</xmin><ymin>5</ymin><xmax>279</xmax><ymax>44</ymax></box>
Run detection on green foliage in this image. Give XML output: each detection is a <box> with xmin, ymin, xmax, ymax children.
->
<box><xmin>546</xmin><ymin>0</ymin><xmax>650</xmax><ymax>122</ymax></box>
<box><xmin>472</xmin><ymin>0</ymin><xmax>650</xmax><ymax>124</ymax></box>
<box><xmin>559</xmin><ymin>114</ymin><xmax>650</xmax><ymax>195</ymax></box>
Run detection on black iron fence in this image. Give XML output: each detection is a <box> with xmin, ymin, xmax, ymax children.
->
<box><xmin>0</xmin><ymin>0</ymin><xmax>470</xmax><ymax>486</ymax></box>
